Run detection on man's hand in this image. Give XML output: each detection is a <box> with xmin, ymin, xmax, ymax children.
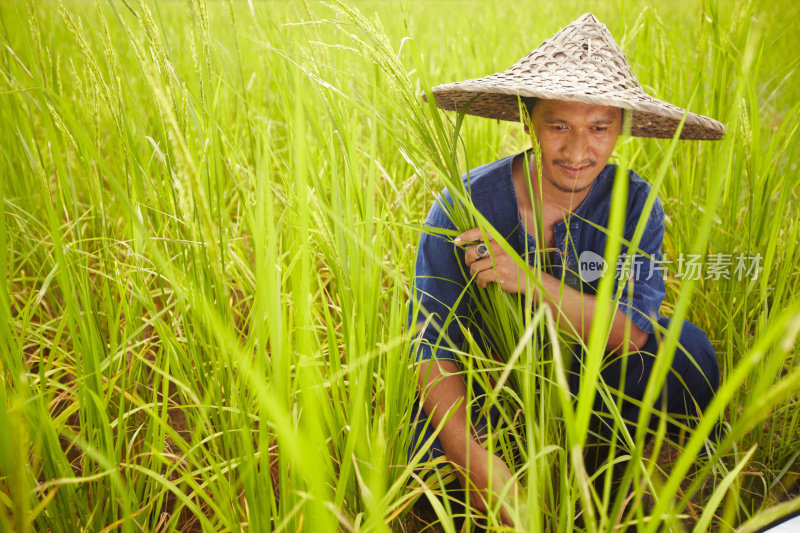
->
<box><xmin>465</xmin><ymin>443</ymin><xmax>522</xmax><ymax>527</ymax></box>
<box><xmin>456</xmin><ymin>228</ymin><xmax>531</xmax><ymax>294</ymax></box>
<box><xmin>455</xmin><ymin>227</ymin><xmax>648</xmax><ymax>353</ymax></box>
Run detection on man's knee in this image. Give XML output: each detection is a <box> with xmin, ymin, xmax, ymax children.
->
<box><xmin>654</xmin><ymin>317</ymin><xmax>719</xmax><ymax>412</ymax></box>
<box><xmin>676</xmin><ymin>320</ymin><xmax>719</xmax><ymax>392</ymax></box>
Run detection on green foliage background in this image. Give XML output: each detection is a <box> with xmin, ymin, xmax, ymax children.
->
<box><xmin>1</xmin><ymin>0</ymin><xmax>799</xmax><ymax>531</ymax></box>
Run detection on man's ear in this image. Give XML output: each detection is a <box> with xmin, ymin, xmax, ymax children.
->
<box><xmin>524</xmin><ymin>123</ymin><xmax>530</xmax><ymax>135</ymax></box>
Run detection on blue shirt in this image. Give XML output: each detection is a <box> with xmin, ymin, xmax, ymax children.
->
<box><xmin>409</xmin><ymin>152</ymin><xmax>666</xmax><ymax>364</ymax></box>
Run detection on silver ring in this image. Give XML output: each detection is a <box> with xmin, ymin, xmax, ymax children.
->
<box><xmin>476</xmin><ymin>242</ymin><xmax>489</xmax><ymax>258</ymax></box>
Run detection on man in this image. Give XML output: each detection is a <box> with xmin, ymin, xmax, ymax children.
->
<box><xmin>408</xmin><ymin>13</ymin><xmax>723</xmax><ymax>526</ymax></box>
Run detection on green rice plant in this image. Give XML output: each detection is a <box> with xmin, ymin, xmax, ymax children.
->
<box><xmin>0</xmin><ymin>0</ymin><xmax>798</xmax><ymax>531</ymax></box>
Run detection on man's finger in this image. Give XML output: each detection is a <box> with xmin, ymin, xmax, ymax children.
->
<box><xmin>469</xmin><ymin>257</ymin><xmax>494</xmax><ymax>277</ymax></box>
<box><xmin>454</xmin><ymin>227</ymin><xmax>494</xmax><ymax>245</ymax></box>
<box><xmin>464</xmin><ymin>240</ymin><xmax>500</xmax><ymax>265</ymax></box>
<box><xmin>476</xmin><ymin>269</ymin><xmax>497</xmax><ymax>288</ymax></box>
<box><xmin>465</xmin><ymin>243</ymin><xmax>484</xmax><ymax>265</ymax></box>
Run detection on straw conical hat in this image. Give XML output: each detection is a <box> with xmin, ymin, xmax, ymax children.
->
<box><xmin>428</xmin><ymin>14</ymin><xmax>724</xmax><ymax>140</ymax></box>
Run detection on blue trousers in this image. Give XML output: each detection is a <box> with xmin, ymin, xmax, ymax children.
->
<box><xmin>568</xmin><ymin>316</ymin><xmax>719</xmax><ymax>442</ymax></box>
<box><xmin>409</xmin><ymin>317</ymin><xmax>719</xmax><ymax>513</ymax></box>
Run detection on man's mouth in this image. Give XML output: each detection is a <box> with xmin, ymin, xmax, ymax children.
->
<box><xmin>560</xmin><ymin>164</ymin><xmax>591</xmax><ymax>177</ymax></box>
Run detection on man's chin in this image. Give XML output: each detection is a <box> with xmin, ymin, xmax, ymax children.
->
<box><xmin>551</xmin><ymin>177</ymin><xmax>594</xmax><ymax>194</ymax></box>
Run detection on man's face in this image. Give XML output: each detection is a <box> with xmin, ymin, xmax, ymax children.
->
<box><xmin>528</xmin><ymin>99</ymin><xmax>622</xmax><ymax>195</ymax></box>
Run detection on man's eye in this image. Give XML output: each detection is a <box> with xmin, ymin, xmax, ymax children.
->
<box><xmin>593</xmin><ymin>126</ymin><xmax>608</xmax><ymax>132</ymax></box>
<box><xmin>551</xmin><ymin>125</ymin><xmax>567</xmax><ymax>131</ymax></box>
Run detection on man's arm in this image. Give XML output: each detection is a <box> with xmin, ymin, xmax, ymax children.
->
<box><xmin>418</xmin><ymin>359</ymin><xmax>519</xmax><ymax>526</ymax></box>
<box><xmin>409</xmin><ymin>207</ymin><xmax>521</xmax><ymax>525</ymax></box>
<box><xmin>535</xmin><ymin>271</ymin><xmax>649</xmax><ymax>353</ymax></box>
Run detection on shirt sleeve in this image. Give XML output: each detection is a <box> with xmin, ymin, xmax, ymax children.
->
<box><xmin>615</xmin><ymin>196</ymin><xmax>667</xmax><ymax>335</ymax></box>
<box><xmin>407</xmin><ymin>200</ymin><xmax>471</xmax><ymax>364</ymax></box>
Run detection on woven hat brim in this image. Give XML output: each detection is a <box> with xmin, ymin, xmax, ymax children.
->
<box><xmin>426</xmin><ymin>13</ymin><xmax>725</xmax><ymax>140</ymax></box>
<box><xmin>428</xmin><ymin>79</ymin><xmax>724</xmax><ymax>140</ymax></box>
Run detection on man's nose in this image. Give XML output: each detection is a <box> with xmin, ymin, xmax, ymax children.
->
<box><xmin>564</xmin><ymin>130</ymin><xmax>589</xmax><ymax>162</ymax></box>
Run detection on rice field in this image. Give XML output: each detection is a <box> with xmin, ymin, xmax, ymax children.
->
<box><xmin>1</xmin><ymin>0</ymin><xmax>799</xmax><ymax>531</ymax></box>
